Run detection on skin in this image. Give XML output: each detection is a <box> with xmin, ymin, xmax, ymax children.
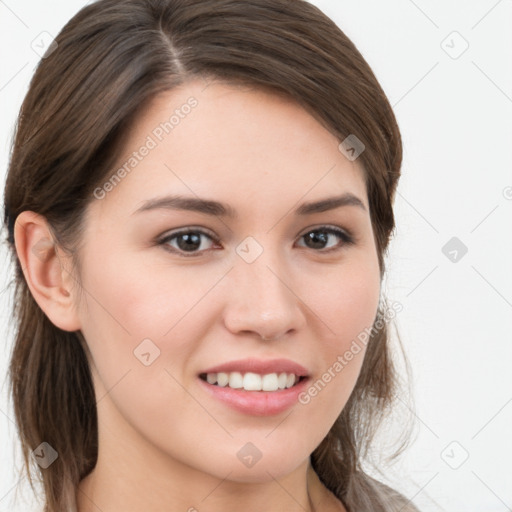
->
<box><xmin>14</xmin><ymin>79</ymin><xmax>381</xmax><ymax>512</ymax></box>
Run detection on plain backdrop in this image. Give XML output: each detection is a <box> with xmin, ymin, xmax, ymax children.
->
<box><xmin>1</xmin><ymin>1</ymin><xmax>511</xmax><ymax>511</ymax></box>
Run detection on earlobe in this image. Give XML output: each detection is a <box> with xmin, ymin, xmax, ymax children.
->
<box><xmin>13</xmin><ymin>211</ymin><xmax>82</xmax><ymax>332</ymax></box>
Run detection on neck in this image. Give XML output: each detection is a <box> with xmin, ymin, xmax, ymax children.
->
<box><xmin>77</xmin><ymin>457</ymin><xmax>337</xmax><ymax>512</ymax></box>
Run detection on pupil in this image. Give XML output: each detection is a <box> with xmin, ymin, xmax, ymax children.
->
<box><xmin>178</xmin><ymin>233</ymin><xmax>201</xmax><ymax>251</ymax></box>
<box><xmin>306</xmin><ymin>231</ymin><xmax>327</xmax><ymax>249</ymax></box>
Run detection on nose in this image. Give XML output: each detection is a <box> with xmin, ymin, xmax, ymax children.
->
<box><xmin>222</xmin><ymin>249</ymin><xmax>306</xmax><ymax>341</ymax></box>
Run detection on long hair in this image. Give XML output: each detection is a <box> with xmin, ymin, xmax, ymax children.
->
<box><xmin>2</xmin><ymin>1</ymin><xmax>416</xmax><ymax>510</ymax></box>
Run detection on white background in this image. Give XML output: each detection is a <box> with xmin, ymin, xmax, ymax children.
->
<box><xmin>1</xmin><ymin>1</ymin><xmax>511</xmax><ymax>511</ymax></box>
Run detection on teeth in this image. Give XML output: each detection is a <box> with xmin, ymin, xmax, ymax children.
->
<box><xmin>229</xmin><ymin>372</ymin><xmax>243</xmax><ymax>389</ymax></box>
<box><xmin>216</xmin><ymin>372</ymin><xmax>229</xmax><ymax>387</ymax></box>
<box><xmin>261</xmin><ymin>373</ymin><xmax>278</xmax><ymax>391</ymax></box>
<box><xmin>244</xmin><ymin>372</ymin><xmax>262</xmax><ymax>391</ymax></box>
<box><xmin>203</xmin><ymin>371</ymin><xmax>299</xmax><ymax>391</ymax></box>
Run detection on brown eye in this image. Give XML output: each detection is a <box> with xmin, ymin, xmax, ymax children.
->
<box><xmin>157</xmin><ymin>225</ymin><xmax>354</xmax><ymax>258</ymax></box>
<box><xmin>158</xmin><ymin>229</ymin><xmax>219</xmax><ymax>257</ymax></box>
<box><xmin>297</xmin><ymin>227</ymin><xmax>354</xmax><ymax>252</ymax></box>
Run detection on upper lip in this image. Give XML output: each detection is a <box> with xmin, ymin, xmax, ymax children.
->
<box><xmin>200</xmin><ymin>358</ymin><xmax>309</xmax><ymax>377</ymax></box>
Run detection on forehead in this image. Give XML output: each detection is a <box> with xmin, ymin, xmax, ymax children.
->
<box><xmin>90</xmin><ymin>79</ymin><xmax>368</xmax><ymax>221</ymax></box>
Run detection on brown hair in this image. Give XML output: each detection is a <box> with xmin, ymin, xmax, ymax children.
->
<box><xmin>3</xmin><ymin>1</ymin><xmax>417</xmax><ymax>511</ymax></box>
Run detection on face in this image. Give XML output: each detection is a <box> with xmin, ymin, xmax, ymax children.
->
<box><xmin>73</xmin><ymin>79</ymin><xmax>381</xmax><ymax>483</ymax></box>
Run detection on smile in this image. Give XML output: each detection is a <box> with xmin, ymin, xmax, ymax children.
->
<box><xmin>199</xmin><ymin>371</ymin><xmax>304</xmax><ymax>392</ymax></box>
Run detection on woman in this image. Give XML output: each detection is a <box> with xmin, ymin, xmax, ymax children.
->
<box><xmin>3</xmin><ymin>0</ymin><xmax>417</xmax><ymax>510</ymax></box>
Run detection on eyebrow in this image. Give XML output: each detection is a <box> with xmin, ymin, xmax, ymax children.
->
<box><xmin>132</xmin><ymin>192</ymin><xmax>367</xmax><ymax>218</ymax></box>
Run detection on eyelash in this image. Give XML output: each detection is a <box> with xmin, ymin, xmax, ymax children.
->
<box><xmin>156</xmin><ymin>226</ymin><xmax>355</xmax><ymax>258</ymax></box>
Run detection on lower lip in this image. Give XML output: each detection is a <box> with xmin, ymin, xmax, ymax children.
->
<box><xmin>197</xmin><ymin>376</ymin><xmax>310</xmax><ymax>416</ymax></box>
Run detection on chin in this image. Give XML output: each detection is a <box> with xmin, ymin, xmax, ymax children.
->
<box><xmin>218</xmin><ymin>463</ymin><xmax>299</xmax><ymax>484</ymax></box>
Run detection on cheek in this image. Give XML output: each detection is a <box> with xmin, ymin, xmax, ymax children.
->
<box><xmin>295</xmin><ymin>255</ymin><xmax>381</xmax><ymax>417</ymax></box>
<box><xmin>79</xmin><ymin>247</ymin><xmax>217</xmax><ymax>343</ymax></box>
<box><xmin>76</xmin><ymin>250</ymin><xmax>216</xmax><ymax>445</ymax></box>
<box><xmin>75</xmin><ymin>248</ymin><xmax>231</xmax><ymax>414</ymax></box>
<box><xmin>304</xmin><ymin>254</ymin><xmax>381</xmax><ymax>351</ymax></box>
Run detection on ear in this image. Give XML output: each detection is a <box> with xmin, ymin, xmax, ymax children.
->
<box><xmin>13</xmin><ymin>211</ymin><xmax>82</xmax><ymax>332</ymax></box>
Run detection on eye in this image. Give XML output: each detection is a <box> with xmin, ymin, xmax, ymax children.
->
<box><xmin>296</xmin><ymin>226</ymin><xmax>354</xmax><ymax>252</ymax></box>
<box><xmin>158</xmin><ymin>228</ymin><xmax>220</xmax><ymax>257</ymax></box>
<box><xmin>157</xmin><ymin>225</ymin><xmax>355</xmax><ymax>257</ymax></box>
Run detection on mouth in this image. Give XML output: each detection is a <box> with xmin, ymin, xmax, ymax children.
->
<box><xmin>199</xmin><ymin>371</ymin><xmax>308</xmax><ymax>392</ymax></box>
<box><xmin>197</xmin><ymin>358</ymin><xmax>311</xmax><ymax>415</ymax></box>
